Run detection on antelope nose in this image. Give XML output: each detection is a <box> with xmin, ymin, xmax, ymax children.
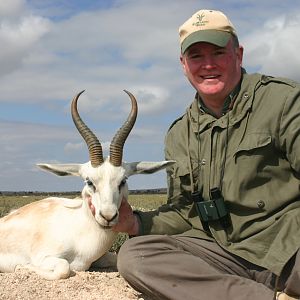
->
<box><xmin>100</xmin><ymin>211</ymin><xmax>118</xmax><ymax>223</ymax></box>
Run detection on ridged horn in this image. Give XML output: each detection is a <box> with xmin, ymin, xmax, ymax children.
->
<box><xmin>71</xmin><ymin>90</ymin><xmax>103</xmax><ymax>167</ymax></box>
<box><xmin>109</xmin><ymin>90</ymin><xmax>138</xmax><ymax>167</ymax></box>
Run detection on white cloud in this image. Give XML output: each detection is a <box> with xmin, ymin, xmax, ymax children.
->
<box><xmin>0</xmin><ymin>0</ymin><xmax>191</xmax><ymax>110</ymax></box>
<box><xmin>0</xmin><ymin>2</ymin><xmax>50</xmax><ymax>76</ymax></box>
<box><xmin>1</xmin><ymin>0</ymin><xmax>300</xmax><ymax>192</ymax></box>
<box><xmin>0</xmin><ymin>0</ymin><xmax>26</xmax><ymax>18</ymax></box>
<box><xmin>243</xmin><ymin>11</ymin><xmax>300</xmax><ymax>81</ymax></box>
<box><xmin>64</xmin><ymin>142</ymin><xmax>84</xmax><ymax>153</ymax></box>
<box><xmin>123</xmin><ymin>86</ymin><xmax>169</xmax><ymax>114</ymax></box>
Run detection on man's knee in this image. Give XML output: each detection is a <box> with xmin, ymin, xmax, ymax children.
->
<box><xmin>117</xmin><ymin>235</ymin><xmax>177</xmax><ymax>280</ymax></box>
<box><xmin>117</xmin><ymin>237</ymin><xmax>140</xmax><ymax>278</ymax></box>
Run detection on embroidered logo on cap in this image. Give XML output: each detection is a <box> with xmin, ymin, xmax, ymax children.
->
<box><xmin>192</xmin><ymin>13</ymin><xmax>208</xmax><ymax>27</ymax></box>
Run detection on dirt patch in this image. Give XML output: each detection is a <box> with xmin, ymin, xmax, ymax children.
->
<box><xmin>0</xmin><ymin>267</ymin><xmax>149</xmax><ymax>300</ymax></box>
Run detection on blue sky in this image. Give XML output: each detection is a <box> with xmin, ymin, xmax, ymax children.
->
<box><xmin>1</xmin><ymin>0</ymin><xmax>300</xmax><ymax>191</ymax></box>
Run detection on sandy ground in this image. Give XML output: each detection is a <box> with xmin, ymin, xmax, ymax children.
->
<box><xmin>0</xmin><ymin>266</ymin><xmax>150</xmax><ymax>300</ymax></box>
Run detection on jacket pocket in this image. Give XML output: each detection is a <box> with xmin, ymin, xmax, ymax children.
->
<box><xmin>234</xmin><ymin>133</ymin><xmax>272</xmax><ymax>161</ymax></box>
<box><xmin>173</xmin><ymin>159</ymin><xmax>191</xmax><ymax>177</ymax></box>
<box><xmin>167</xmin><ymin>159</ymin><xmax>194</xmax><ymax>200</ymax></box>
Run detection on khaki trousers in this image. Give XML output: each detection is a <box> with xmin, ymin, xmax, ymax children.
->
<box><xmin>117</xmin><ymin>235</ymin><xmax>300</xmax><ymax>300</ymax></box>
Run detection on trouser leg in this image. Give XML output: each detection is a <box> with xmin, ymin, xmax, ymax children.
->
<box><xmin>282</xmin><ymin>249</ymin><xmax>300</xmax><ymax>297</ymax></box>
<box><xmin>117</xmin><ymin>235</ymin><xmax>275</xmax><ymax>300</ymax></box>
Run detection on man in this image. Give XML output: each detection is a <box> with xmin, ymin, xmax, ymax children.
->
<box><xmin>113</xmin><ymin>9</ymin><xmax>300</xmax><ymax>300</ymax></box>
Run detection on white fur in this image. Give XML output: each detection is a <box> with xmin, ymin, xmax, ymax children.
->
<box><xmin>0</xmin><ymin>158</ymin><xmax>173</xmax><ymax>280</ymax></box>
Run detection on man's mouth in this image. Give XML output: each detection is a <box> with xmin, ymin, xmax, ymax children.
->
<box><xmin>202</xmin><ymin>75</ymin><xmax>219</xmax><ymax>79</ymax></box>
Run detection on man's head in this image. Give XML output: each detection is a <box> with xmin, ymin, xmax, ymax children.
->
<box><xmin>179</xmin><ymin>9</ymin><xmax>243</xmax><ymax>106</ymax></box>
<box><xmin>179</xmin><ymin>9</ymin><xmax>238</xmax><ymax>54</ymax></box>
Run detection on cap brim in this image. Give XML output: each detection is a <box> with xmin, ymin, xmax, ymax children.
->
<box><xmin>181</xmin><ymin>30</ymin><xmax>232</xmax><ymax>53</ymax></box>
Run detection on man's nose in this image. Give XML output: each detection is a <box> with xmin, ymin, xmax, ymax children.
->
<box><xmin>201</xmin><ymin>56</ymin><xmax>216</xmax><ymax>69</ymax></box>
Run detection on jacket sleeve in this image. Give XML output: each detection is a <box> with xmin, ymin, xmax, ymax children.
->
<box><xmin>134</xmin><ymin>117</ymin><xmax>194</xmax><ymax>235</ymax></box>
<box><xmin>278</xmin><ymin>84</ymin><xmax>300</xmax><ymax>173</ymax></box>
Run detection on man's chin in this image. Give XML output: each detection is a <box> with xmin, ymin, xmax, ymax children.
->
<box><xmin>197</xmin><ymin>80</ymin><xmax>224</xmax><ymax>92</ymax></box>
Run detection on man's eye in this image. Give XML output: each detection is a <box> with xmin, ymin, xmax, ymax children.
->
<box><xmin>214</xmin><ymin>50</ymin><xmax>225</xmax><ymax>56</ymax></box>
<box><xmin>189</xmin><ymin>54</ymin><xmax>202</xmax><ymax>60</ymax></box>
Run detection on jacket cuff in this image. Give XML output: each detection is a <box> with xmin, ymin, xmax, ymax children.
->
<box><xmin>129</xmin><ymin>211</ymin><xmax>144</xmax><ymax>237</ymax></box>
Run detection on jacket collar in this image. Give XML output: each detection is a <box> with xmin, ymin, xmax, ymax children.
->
<box><xmin>188</xmin><ymin>71</ymin><xmax>263</xmax><ymax>133</ymax></box>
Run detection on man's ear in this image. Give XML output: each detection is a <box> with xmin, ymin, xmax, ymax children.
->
<box><xmin>237</xmin><ymin>45</ymin><xmax>244</xmax><ymax>66</ymax></box>
<box><xmin>180</xmin><ymin>54</ymin><xmax>187</xmax><ymax>76</ymax></box>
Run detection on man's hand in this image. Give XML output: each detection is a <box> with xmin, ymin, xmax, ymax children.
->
<box><xmin>112</xmin><ymin>198</ymin><xmax>140</xmax><ymax>236</ymax></box>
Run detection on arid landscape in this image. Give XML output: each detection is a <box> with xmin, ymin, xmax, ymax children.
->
<box><xmin>0</xmin><ymin>266</ymin><xmax>149</xmax><ymax>300</ymax></box>
<box><xmin>0</xmin><ymin>193</ymin><xmax>165</xmax><ymax>300</ymax></box>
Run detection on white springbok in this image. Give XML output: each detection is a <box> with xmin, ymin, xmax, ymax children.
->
<box><xmin>0</xmin><ymin>90</ymin><xmax>174</xmax><ymax>280</ymax></box>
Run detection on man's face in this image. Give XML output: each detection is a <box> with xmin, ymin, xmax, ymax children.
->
<box><xmin>180</xmin><ymin>38</ymin><xmax>243</xmax><ymax>101</ymax></box>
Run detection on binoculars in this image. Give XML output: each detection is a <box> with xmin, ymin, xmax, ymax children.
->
<box><xmin>191</xmin><ymin>187</ymin><xmax>232</xmax><ymax>229</ymax></box>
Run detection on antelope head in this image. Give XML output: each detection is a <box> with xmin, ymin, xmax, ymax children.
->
<box><xmin>37</xmin><ymin>90</ymin><xmax>174</xmax><ymax>228</ymax></box>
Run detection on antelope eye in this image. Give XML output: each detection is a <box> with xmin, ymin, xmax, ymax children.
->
<box><xmin>119</xmin><ymin>178</ymin><xmax>127</xmax><ymax>189</ymax></box>
<box><xmin>85</xmin><ymin>178</ymin><xmax>95</xmax><ymax>188</ymax></box>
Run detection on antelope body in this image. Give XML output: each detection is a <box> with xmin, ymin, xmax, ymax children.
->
<box><xmin>0</xmin><ymin>90</ymin><xmax>173</xmax><ymax>280</ymax></box>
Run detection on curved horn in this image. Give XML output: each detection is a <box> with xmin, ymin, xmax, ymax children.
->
<box><xmin>109</xmin><ymin>90</ymin><xmax>138</xmax><ymax>167</ymax></box>
<box><xmin>71</xmin><ymin>90</ymin><xmax>103</xmax><ymax>167</ymax></box>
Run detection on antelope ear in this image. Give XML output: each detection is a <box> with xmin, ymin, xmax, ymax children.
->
<box><xmin>37</xmin><ymin>163</ymin><xmax>82</xmax><ymax>177</ymax></box>
<box><xmin>124</xmin><ymin>160</ymin><xmax>175</xmax><ymax>177</ymax></box>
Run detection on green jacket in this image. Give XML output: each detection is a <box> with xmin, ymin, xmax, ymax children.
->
<box><xmin>137</xmin><ymin>72</ymin><xmax>300</xmax><ymax>275</ymax></box>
